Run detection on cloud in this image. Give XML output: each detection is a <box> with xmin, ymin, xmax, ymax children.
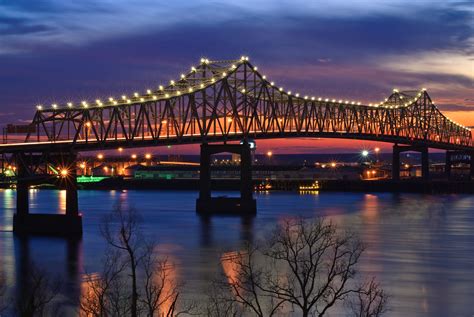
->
<box><xmin>437</xmin><ymin>104</ymin><xmax>474</xmax><ymax>112</ymax></box>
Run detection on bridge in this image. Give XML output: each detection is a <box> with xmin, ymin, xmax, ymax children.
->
<box><xmin>1</xmin><ymin>56</ymin><xmax>473</xmax><ymax>235</ymax></box>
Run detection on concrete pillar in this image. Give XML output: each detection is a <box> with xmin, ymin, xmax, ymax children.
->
<box><xmin>445</xmin><ymin>151</ymin><xmax>452</xmax><ymax>179</ymax></box>
<box><xmin>199</xmin><ymin>143</ymin><xmax>211</xmax><ymax>200</ymax></box>
<box><xmin>65</xmin><ymin>161</ymin><xmax>79</xmax><ymax>217</ymax></box>
<box><xmin>15</xmin><ymin>153</ymin><xmax>29</xmax><ymax>217</ymax></box>
<box><xmin>240</xmin><ymin>141</ymin><xmax>252</xmax><ymax>200</ymax></box>
<box><xmin>421</xmin><ymin>147</ymin><xmax>429</xmax><ymax>180</ymax></box>
<box><xmin>392</xmin><ymin>145</ymin><xmax>400</xmax><ymax>181</ymax></box>
<box><xmin>470</xmin><ymin>151</ymin><xmax>474</xmax><ymax>180</ymax></box>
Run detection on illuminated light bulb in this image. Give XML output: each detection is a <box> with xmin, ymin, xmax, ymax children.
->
<box><xmin>295</xmin><ymin>93</ymin><xmax>300</xmax><ymax>97</ymax></box>
<box><xmin>279</xmin><ymin>87</ymin><xmax>283</xmax><ymax>91</ymax></box>
<box><xmin>165</xmin><ymin>94</ymin><xmax>170</xmax><ymax>98</ymax></box>
<box><xmin>338</xmin><ymin>99</ymin><xmax>342</xmax><ymax>103</ymax></box>
<box><xmin>422</xmin><ymin>87</ymin><xmax>426</xmax><ymax>91</ymax></box>
<box><xmin>241</xmin><ymin>56</ymin><xmax>245</xmax><ymax>60</ymax></box>
<box><xmin>304</xmin><ymin>96</ymin><xmax>308</xmax><ymax>100</ymax></box>
<box><xmin>227</xmin><ymin>118</ymin><xmax>233</xmax><ymax>122</ymax></box>
<box><xmin>122</xmin><ymin>95</ymin><xmax>127</xmax><ymax>100</ymax></box>
<box><xmin>170</xmin><ymin>80</ymin><xmax>175</xmax><ymax>85</ymax></box>
<box><xmin>200</xmin><ymin>83</ymin><xmax>204</xmax><ymax>88</ymax></box>
<box><xmin>161</xmin><ymin>120</ymin><xmax>167</xmax><ymax>124</ymax></box>
<box><xmin>67</xmin><ymin>102</ymin><xmax>73</xmax><ymax>107</ymax></box>
<box><xmin>325</xmin><ymin>98</ymin><xmax>329</xmax><ymax>102</ymax></box>
<box><xmin>113</xmin><ymin>101</ymin><xmax>117</xmax><ymax>105</ymax></box>
<box><xmin>231</xmin><ymin>64</ymin><xmax>236</xmax><ymax>69</ymax></box>
<box><xmin>351</xmin><ymin>101</ymin><xmax>355</xmax><ymax>105</ymax></box>
<box><xmin>245</xmin><ymin>56</ymin><xmax>249</xmax><ymax>61</ymax></box>
<box><xmin>205</xmin><ymin>59</ymin><xmax>209</xmax><ymax>64</ymax></box>
<box><xmin>159</xmin><ymin>85</ymin><xmax>164</xmax><ymax>90</ymax></box>
<box><xmin>400</xmin><ymin>96</ymin><xmax>404</xmax><ymax>99</ymax></box>
<box><xmin>108</xmin><ymin>97</ymin><xmax>114</xmax><ymax>102</ymax></box>
<box><xmin>82</xmin><ymin>101</ymin><xmax>88</xmax><ymax>108</ymax></box>
<box><xmin>311</xmin><ymin>97</ymin><xmax>315</xmax><ymax>101</ymax></box>
<box><xmin>393</xmin><ymin>88</ymin><xmax>399</xmax><ymax>93</ymax></box>
<box><xmin>188</xmin><ymin>88</ymin><xmax>193</xmax><ymax>92</ymax></box>
<box><xmin>95</xmin><ymin>99</ymin><xmax>101</xmax><ymax>103</ymax></box>
<box><xmin>357</xmin><ymin>102</ymin><xmax>361</xmax><ymax>105</ymax></box>
<box><xmin>140</xmin><ymin>98</ymin><xmax>144</xmax><ymax>102</ymax></box>
<box><xmin>152</xmin><ymin>95</ymin><xmax>157</xmax><ymax>100</ymax></box>
<box><xmin>200</xmin><ymin>58</ymin><xmax>205</xmax><ymax>63</ymax></box>
<box><xmin>127</xmin><ymin>99</ymin><xmax>131</xmax><ymax>103</ymax></box>
<box><xmin>253</xmin><ymin>67</ymin><xmax>258</xmax><ymax>71</ymax></box>
<box><xmin>345</xmin><ymin>100</ymin><xmax>349</xmax><ymax>104</ymax></box>
<box><xmin>147</xmin><ymin>89</ymin><xmax>151</xmax><ymax>94</ymax></box>
<box><xmin>288</xmin><ymin>91</ymin><xmax>292</xmax><ymax>95</ymax></box>
<box><xmin>262</xmin><ymin>75</ymin><xmax>266</xmax><ymax>79</ymax></box>
<box><xmin>241</xmin><ymin>89</ymin><xmax>246</xmax><ymax>93</ymax></box>
<box><xmin>191</xmin><ymin>66</ymin><xmax>196</xmax><ymax>72</ymax></box>
<box><xmin>222</xmin><ymin>72</ymin><xmax>227</xmax><ymax>77</ymax></box>
<box><xmin>52</xmin><ymin>104</ymin><xmax>57</xmax><ymax>109</ymax></box>
<box><xmin>385</xmin><ymin>98</ymin><xmax>388</xmax><ymax>101</ymax></box>
<box><xmin>211</xmin><ymin>78</ymin><xmax>215</xmax><ymax>83</ymax></box>
<box><xmin>134</xmin><ymin>92</ymin><xmax>139</xmax><ymax>97</ymax></box>
<box><xmin>270</xmin><ymin>82</ymin><xmax>274</xmax><ymax>86</ymax></box>
<box><xmin>37</xmin><ymin>105</ymin><xmax>43</xmax><ymax>110</ymax></box>
<box><xmin>332</xmin><ymin>99</ymin><xmax>336</xmax><ymax>103</ymax></box>
<box><xmin>318</xmin><ymin>97</ymin><xmax>322</xmax><ymax>101</ymax></box>
<box><xmin>181</xmin><ymin>74</ymin><xmax>185</xmax><ymax>79</ymax></box>
<box><xmin>176</xmin><ymin>91</ymin><xmax>181</xmax><ymax>95</ymax></box>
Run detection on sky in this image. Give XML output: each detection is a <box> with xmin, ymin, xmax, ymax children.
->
<box><xmin>0</xmin><ymin>0</ymin><xmax>472</xmax><ymax>154</ymax></box>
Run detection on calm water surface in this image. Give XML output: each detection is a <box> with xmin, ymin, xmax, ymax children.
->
<box><xmin>0</xmin><ymin>189</ymin><xmax>473</xmax><ymax>316</ymax></box>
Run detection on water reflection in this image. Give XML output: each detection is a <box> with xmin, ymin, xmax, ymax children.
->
<box><xmin>0</xmin><ymin>190</ymin><xmax>472</xmax><ymax>316</ymax></box>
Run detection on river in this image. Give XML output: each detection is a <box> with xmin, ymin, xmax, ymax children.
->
<box><xmin>0</xmin><ymin>189</ymin><xmax>473</xmax><ymax>316</ymax></box>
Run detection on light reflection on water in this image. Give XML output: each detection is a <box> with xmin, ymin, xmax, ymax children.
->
<box><xmin>0</xmin><ymin>190</ymin><xmax>473</xmax><ymax>316</ymax></box>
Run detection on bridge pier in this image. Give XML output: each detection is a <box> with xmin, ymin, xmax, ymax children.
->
<box><xmin>196</xmin><ymin>141</ymin><xmax>256</xmax><ymax>215</ymax></box>
<box><xmin>392</xmin><ymin>145</ymin><xmax>430</xmax><ymax>180</ymax></box>
<box><xmin>13</xmin><ymin>152</ymin><xmax>82</xmax><ymax>236</ymax></box>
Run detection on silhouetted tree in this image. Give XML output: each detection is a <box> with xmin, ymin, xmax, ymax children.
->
<box><xmin>207</xmin><ymin>217</ymin><xmax>388</xmax><ymax>317</ymax></box>
<box><xmin>0</xmin><ymin>273</ymin><xmax>8</xmax><ymax>314</ymax></box>
<box><xmin>347</xmin><ymin>278</ymin><xmax>388</xmax><ymax>317</ymax></box>
<box><xmin>16</xmin><ymin>263</ymin><xmax>61</xmax><ymax>317</ymax></box>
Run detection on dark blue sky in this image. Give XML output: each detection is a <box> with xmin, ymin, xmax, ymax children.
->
<box><xmin>0</xmin><ymin>0</ymin><xmax>472</xmax><ymax>152</ymax></box>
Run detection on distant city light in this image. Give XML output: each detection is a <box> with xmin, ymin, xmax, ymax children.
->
<box><xmin>267</xmin><ymin>151</ymin><xmax>273</xmax><ymax>157</ymax></box>
<box><xmin>361</xmin><ymin>150</ymin><xmax>369</xmax><ymax>157</ymax></box>
<box><xmin>97</xmin><ymin>154</ymin><xmax>104</xmax><ymax>159</ymax></box>
<box><xmin>60</xmin><ymin>169</ymin><xmax>69</xmax><ymax>177</ymax></box>
<box><xmin>145</xmin><ymin>153</ymin><xmax>152</xmax><ymax>159</ymax></box>
<box><xmin>131</xmin><ymin>154</ymin><xmax>137</xmax><ymax>159</ymax></box>
<box><xmin>374</xmin><ymin>147</ymin><xmax>380</xmax><ymax>153</ymax></box>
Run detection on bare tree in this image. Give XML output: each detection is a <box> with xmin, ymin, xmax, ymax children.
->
<box><xmin>0</xmin><ymin>273</ymin><xmax>8</xmax><ymax>314</ymax></box>
<box><xmin>101</xmin><ymin>206</ymin><xmax>144</xmax><ymax>317</ymax></box>
<box><xmin>16</xmin><ymin>264</ymin><xmax>61</xmax><ymax>317</ymax></box>
<box><xmin>207</xmin><ymin>217</ymin><xmax>388</xmax><ymax>317</ymax></box>
<box><xmin>347</xmin><ymin>278</ymin><xmax>388</xmax><ymax>317</ymax></box>
<box><xmin>80</xmin><ymin>249</ymin><xmax>127</xmax><ymax>317</ymax></box>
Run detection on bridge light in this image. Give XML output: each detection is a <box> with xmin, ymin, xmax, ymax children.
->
<box><xmin>85</xmin><ymin>121</ymin><xmax>92</xmax><ymax>128</ymax></box>
<box><xmin>109</xmin><ymin>97</ymin><xmax>115</xmax><ymax>102</ymax></box>
<box><xmin>37</xmin><ymin>105</ymin><xmax>43</xmax><ymax>110</ymax></box>
<box><xmin>118</xmin><ymin>147</ymin><xmax>123</xmax><ymax>152</ymax></box>
<box><xmin>361</xmin><ymin>150</ymin><xmax>369</xmax><ymax>157</ymax></box>
<box><xmin>152</xmin><ymin>95</ymin><xmax>157</xmax><ymax>100</ymax></box>
<box><xmin>200</xmin><ymin>83</ymin><xmax>204</xmax><ymax>88</ymax></box>
<box><xmin>304</xmin><ymin>96</ymin><xmax>308</xmax><ymax>100</ymax></box>
<box><xmin>222</xmin><ymin>72</ymin><xmax>227</xmax><ymax>77</ymax></box>
<box><xmin>279</xmin><ymin>87</ymin><xmax>283</xmax><ymax>91</ymax></box>
<box><xmin>231</xmin><ymin>64</ymin><xmax>236</xmax><ymax>69</ymax></box>
<box><xmin>211</xmin><ymin>78</ymin><xmax>215</xmax><ymax>83</ymax></box>
<box><xmin>161</xmin><ymin>120</ymin><xmax>167</xmax><ymax>124</ymax></box>
<box><xmin>241</xmin><ymin>89</ymin><xmax>246</xmax><ymax>93</ymax></box>
<box><xmin>270</xmin><ymin>82</ymin><xmax>274</xmax><ymax>86</ymax></box>
<box><xmin>295</xmin><ymin>93</ymin><xmax>299</xmax><ymax>97</ymax></box>
<box><xmin>288</xmin><ymin>91</ymin><xmax>292</xmax><ymax>95</ymax></box>
<box><xmin>422</xmin><ymin>87</ymin><xmax>426</xmax><ymax>91</ymax></box>
<box><xmin>127</xmin><ymin>99</ymin><xmax>131</xmax><ymax>103</ymax></box>
<box><xmin>140</xmin><ymin>98</ymin><xmax>144</xmax><ymax>102</ymax></box>
<box><xmin>205</xmin><ymin>59</ymin><xmax>209</xmax><ymax>64</ymax></box>
<box><xmin>330</xmin><ymin>162</ymin><xmax>336</xmax><ymax>168</ymax></box>
<box><xmin>393</xmin><ymin>88</ymin><xmax>399</xmax><ymax>93</ymax></box>
<box><xmin>60</xmin><ymin>169</ymin><xmax>69</xmax><ymax>178</ymax></box>
<box><xmin>134</xmin><ymin>92</ymin><xmax>139</xmax><ymax>97</ymax></box>
<box><xmin>165</xmin><ymin>94</ymin><xmax>170</xmax><ymax>98</ymax></box>
<box><xmin>113</xmin><ymin>101</ymin><xmax>118</xmax><ymax>105</ymax></box>
<box><xmin>332</xmin><ymin>99</ymin><xmax>336</xmax><ymax>103</ymax></box>
<box><xmin>200</xmin><ymin>58</ymin><xmax>205</xmax><ymax>63</ymax></box>
<box><xmin>241</xmin><ymin>56</ymin><xmax>245</xmax><ymax>60</ymax></box>
<box><xmin>181</xmin><ymin>74</ymin><xmax>185</xmax><ymax>79</ymax></box>
<box><xmin>325</xmin><ymin>98</ymin><xmax>329</xmax><ymax>102</ymax></box>
<box><xmin>170</xmin><ymin>80</ymin><xmax>175</xmax><ymax>85</ymax></box>
<box><xmin>351</xmin><ymin>101</ymin><xmax>355</xmax><ymax>105</ymax></box>
<box><xmin>318</xmin><ymin>97</ymin><xmax>322</xmax><ymax>101</ymax></box>
<box><xmin>262</xmin><ymin>75</ymin><xmax>266</xmax><ymax>79</ymax></box>
<box><xmin>191</xmin><ymin>66</ymin><xmax>196</xmax><ymax>72</ymax></box>
<box><xmin>253</xmin><ymin>67</ymin><xmax>258</xmax><ymax>71</ymax></box>
<box><xmin>67</xmin><ymin>102</ymin><xmax>73</xmax><ymax>107</ymax></box>
<box><xmin>131</xmin><ymin>154</ymin><xmax>137</xmax><ymax>159</ymax></box>
<box><xmin>145</xmin><ymin>153</ymin><xmax>152</xmax><ymax>159</ymax></box>
<box><xmin>311</xmin><ymin>97</ymin><xmax>315</xmax><ymax>101</ymax></box>
<box><xmin>188</xmin><ymin>88</ymin><xmax>193</xmax><ymax>92</ymax></box>
<box><xmin>245</xmin><ymin>56</ymin><xmax>249</xmax><ymax>61</ymax></box>
<box><xmin>176</xmin><ymin>91</ymin><xmax>181</xmax><ymax>96</ymax></box>
<box><xmin>267</xmin><ymin>151</ymin><xmax>273</xmax><ymax>157</ymax></box>
<box><xmin>52</xmin><ymin>104</ymin><xmax>57</xmax><ymax>109</ymax></box>
<box><xmin>345</xmin><ymin>100</ymin><xmax>349</xmax><ymax>104</ymax></box>
<box><xmin>97</xmin><ymin>153</ymin><xmax>104</xmax><ymax>159</ymax></box>
<box><xmin>357</xmin><ymin>102</ymin><xmax>361</xmax><ymax>105</ymax></box>
<box><xmin>227</xmin><ymin>118</ymin><xmax>233</xmax><ymax>122</ymax></box>
<box><xmin>121</xmin><ymin>95</ymin><xmax>127</xmax><ymax>100</ymax></box>
<box><xmin>159</xmin><ymin>85</ymin><xmax>164</xmax><ymax>90</ymax></box>
<box><xmin>146</xmin><ymin>89</ymin><xmax>152</xmax><ymax>94</ymax></box>
<box><xmin>82</xmin><ymin>101</ymin><xmax>88</xmax><ymax>108</ymax></box>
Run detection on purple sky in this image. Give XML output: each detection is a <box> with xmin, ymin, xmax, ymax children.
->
<box><xmin>0</xmin><ymin>0</ymin><xmax>472</xmax><ymax>153</ymax></box>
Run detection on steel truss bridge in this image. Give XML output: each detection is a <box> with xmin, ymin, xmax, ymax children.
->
<box><xmin>1</xmin><ymin>56</ymin><xmax>473</xmax><ymax>235</ymax></box>
<box><xmin>0</xmin><ymin>56</ymin><xmax>472</xmax><ymax>154</ymax></box>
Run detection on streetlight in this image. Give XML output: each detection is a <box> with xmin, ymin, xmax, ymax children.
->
<box><xmin>131</xmin><ymin>154</ymin><xmax>137</xmax><ymax>160</ymax></box>
<box><xmin>60</xmin><ymin>169</ymin><xmax>69</xmax><ymax>178</ymax></box>
<box><xmin>97</xmin><ymin>153</ymin><xmax>104</xmax><ymax>160</ymax></box>
<box><xmin>118</xmin><ymin>147</ymin><xmax>123</xmax><ymax>153</ymax></box>
<box><xmin>145</xmin><ymin>153</ymin><xmax>152</xmax><ymax>159</ymax></box>
<box><xmin>374</xmin><ymin>147</ymin><xmax>380</xmax><ymax>162</ymax></box>
<box><xmin>361</xmin><ymin>150</ymin><xmax>369</xmax><ymax>157</ymax></box>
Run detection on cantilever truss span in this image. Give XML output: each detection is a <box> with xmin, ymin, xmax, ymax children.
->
<box><xmin>2</xmin><ymin>56</ymin><xmax>473</xmax><ymax>153</ymax></box>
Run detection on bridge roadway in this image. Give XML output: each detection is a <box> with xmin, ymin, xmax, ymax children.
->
<box><xmin>1</xmin><ymin>56</ymin><xmax>473</xmax><ymax>236</ymax></box>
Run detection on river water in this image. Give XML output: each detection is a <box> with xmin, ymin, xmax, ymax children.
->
<box><xmin>0</xmin><ymin>189</ymin><xmax>473</xmax><ymax>316</ymax></box>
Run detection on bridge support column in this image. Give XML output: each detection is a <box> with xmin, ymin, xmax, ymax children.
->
<box><xmin>470</xmin><ymin>151</ymin><xmax>474</xmax><ymax>180</ymax></box>
<box><xmin>392</xmin><ymin>145</ymin><xmax>400</xmax><ymax>181</ymax></box>
<box><xmin>421</xmin><ymin>147</ymin><xmax>429</xmax><ymax>180</ymax></box>
<box><xmin>196</xmin><ymin>142</ymin><xmax>256</xmax><ymax>215</ymax></box>
<box><xmin>13</xmin><ymin>152</ymin><xmax>82</xmax><ymax>236</ymax></box>
<box><xmin>445</xmin><ymin>151</ymin><xmax>452</xmax><ymax>179</ymax></box>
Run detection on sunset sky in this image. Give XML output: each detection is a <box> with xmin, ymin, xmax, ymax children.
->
<box><xmin>0</xmin><ymin>0</ymin><xmax>472</xmax><ymax>154</ymax></box>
